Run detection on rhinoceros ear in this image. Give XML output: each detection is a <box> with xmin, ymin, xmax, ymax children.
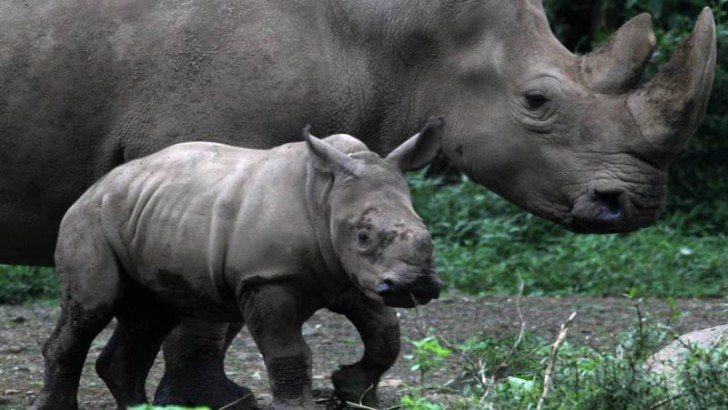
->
<box><xmin>386</xmin><ymin>117</ymin><xmax>443</xmax><ymax>171</ymax></box>
<box><xmin>303</xmin><ymin>125</ymin><xmax>358</xmax><ymax>175</ymax></box>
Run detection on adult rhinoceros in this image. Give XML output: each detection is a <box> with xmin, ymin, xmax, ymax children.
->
<box><xmin>0</xmin><ymin>0</ymin><xmax>716</xmax><ymax>408</ymax></box>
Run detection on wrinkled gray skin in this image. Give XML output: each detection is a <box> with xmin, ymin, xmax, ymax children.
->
<box><xmin>33</xmin><ymin>128</ymin><xmax>442</xmax><ymax>410</ymax></box>
<box><xmin>0</xmin><ymin>0</ymin><xmax>716</xmax><ymax>407</ymax></box>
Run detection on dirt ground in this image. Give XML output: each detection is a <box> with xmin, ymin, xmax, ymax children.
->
<box><xmin>1</xmin><ymin>294</ymin><xmax>725</xmax><ymax>409</ymax></box>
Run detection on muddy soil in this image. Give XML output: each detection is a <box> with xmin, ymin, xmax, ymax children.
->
<box><xmin>1</xmin><ymin>294</ymin><xmax>725</xmax><ymax>409</ymax></box>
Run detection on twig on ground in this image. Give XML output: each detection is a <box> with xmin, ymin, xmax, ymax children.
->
<box><xmin>218</xmin><ymin>393</ymin><xmax>254</xmax><ymax>410</ymax></box>
<box><xmin>511</xmin><ymin>279</ymin><xmax>527</xmax><ymax>353</ymax></box>
<box><xmin>346</xmin><ymin>401</ymin><xmax>402</xmax><ymax>410</ymax></box>
<box><xmin>536</xmin><ymin>311</ymin><xmax>577</xmax><ymax>410</ymax></box>
<box><xmin>411</xmin><ymin>293</ymin><xmax>430</xmax><ymax>338</ymax></box>
<box><xmin>358</xmin><ymin>383</ymin><xmax>375</xmax><ymax>406</ymax></box>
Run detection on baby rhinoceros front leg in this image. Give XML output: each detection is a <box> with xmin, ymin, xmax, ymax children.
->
<box><xmin>241</xmin><ymin>284</ymin><xmax>319</xmax><ymax>410</ymax></box>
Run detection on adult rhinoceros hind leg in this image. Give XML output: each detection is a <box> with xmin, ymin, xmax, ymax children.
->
<box><xmin>329</xmin><ymin>293</ymin><xmax>401</xmax><ymax>408</ymax></box>
<box><xmin>95</xmin><ymin>285</ymin><xmax>179</xmax><ymax>407</ymax></box>
<box><xmin>154</xmin><ymin>319</ymin><xmax>259</xmax><ymax>410</ymax></box>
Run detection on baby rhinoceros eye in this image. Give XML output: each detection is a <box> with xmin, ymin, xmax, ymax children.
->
<box><xmin>357</xmin><ymin>231</ymin><xmax>372</xmax><ymax>249</ymax></box>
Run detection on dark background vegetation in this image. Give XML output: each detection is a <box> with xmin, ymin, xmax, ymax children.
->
<box><xmin>0</xmin><ymin>0</ymin><xmax>726</xmax><ymax>303</ymax></box>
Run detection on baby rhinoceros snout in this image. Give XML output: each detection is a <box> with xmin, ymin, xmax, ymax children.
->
<box><xmin>375</xmin><ymin>268</ymin><xmax>441</xmax><ymax>308</ymax></box>
<box><xmin>375</xmin><ymin>228</ymin><xmax>441</xmax><ymax>308</ymax></box>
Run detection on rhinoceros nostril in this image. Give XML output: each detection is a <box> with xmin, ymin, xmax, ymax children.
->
<box><xmin>376</xmin><ymin>279</ymin><xmax>396</xmax><ymax>295</ymax></box>
<box><xmin>594</xmin><ymin>190</ymin><xmax>623</xmax><ymax>217</ymax></box>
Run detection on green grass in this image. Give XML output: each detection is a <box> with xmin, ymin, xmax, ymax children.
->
<box><xmin>409</xmin><ymin>172</ymin><xmax>728</xmax><ymax>298</ymax></box>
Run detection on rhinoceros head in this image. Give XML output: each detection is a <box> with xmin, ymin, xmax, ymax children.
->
<box><xmin>305</xmin><ymin>120</ymin><xmax>443</xmax><ymax>308</ymax></box>
<box><xmin>436</xmin><ymin>2</ymin><xmax>716</xmax><ymax>233</ymax></box>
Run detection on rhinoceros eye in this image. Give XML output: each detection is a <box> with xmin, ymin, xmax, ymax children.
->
<box><xmin>524</xmin><ymin>91</ymin><xmax>549</xmax><ymax>109</ymax></box>
<box><xmin>357</xmin><ymin>231</ymin><xmax>372</xmax><ymax>249</ymax></box>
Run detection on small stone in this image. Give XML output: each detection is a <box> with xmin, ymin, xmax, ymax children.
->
<box><xmin>3</xmin><ymin>389</ymin><xmax>20</xmax><ymax>395</ymax></box>
<box><xmin>379</xmin><ymin>378</ymin><xmax>404</xmax><ymax>388</ymax></box>
<box><xmin>12</xmin><ymin>316</ymin><xmax>27</xmax><ymax>324</ymax></box>
<box><xmin>3</xmin><ymin>345</ymin><xmax>23</xmax><ymax>354</ymax></box>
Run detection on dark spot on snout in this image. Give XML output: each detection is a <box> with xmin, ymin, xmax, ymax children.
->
<box><xmin>378</xmin><ymin>230</ymin><xmax>397</xmax><ymax>248</ymax></box>
<box><xmin>455</xmin><ymin>144</ymin><xmax>464</xmax><ymax>157</ymax></box>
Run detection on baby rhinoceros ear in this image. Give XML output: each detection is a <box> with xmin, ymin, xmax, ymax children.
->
<box><xmin>386</xmin><ymin>117</ymin><xmax>444</xmax><ymax>171</ymax></box>
<box><xmin>303</xmin><ymin>125</ymin><xmax>358</xmax><ymax>175</ymax></box>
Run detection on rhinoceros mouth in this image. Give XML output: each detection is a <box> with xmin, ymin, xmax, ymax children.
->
<box><xmin>564</xmin><ymin>188</ymin><xmax>663</xmax><ymax>234</ymax></box>
<box><xmin>375</xmin><ymin>276</ymin><xmax>441</xmax><ymax>308</ymax></box>
<box><xmin>379</xmin><ymin>292</ymin><xmax>438</xmax><ymax>308</ymax></box>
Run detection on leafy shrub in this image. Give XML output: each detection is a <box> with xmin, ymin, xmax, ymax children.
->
<box><xmin>0</xmin><ymin>265</ymin><xmax>58</xmax><ymax>304</ymax></box>
<box><xmin>402</xmin><ymin>297</ymin><xmax>728</xmax><ymax>409</ymax></box>
<box><xmin>409</xmin><ymin>172</ymin><xmax>728</xmax><ymax>297</ymax></box>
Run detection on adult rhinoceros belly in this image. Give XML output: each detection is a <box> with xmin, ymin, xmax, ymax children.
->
<box><xmin>0</xmin><ymin>0</ymin><xmax>333</xmax><ymax>265</ymax></box>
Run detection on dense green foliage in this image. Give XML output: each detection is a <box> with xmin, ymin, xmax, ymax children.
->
<box><xmin>0</xmin><ymin>265</ymin><xmax>58</xmax><ymax>304</ymax></box>
<box><xmin>410</xmin><ymin>172</ymin><xmax>728</xmax><ymax>297</ymax></box>
<box><xmin>402</xmin><ymin>298</ymin><xmax>728</xmax><ymax>409</ymax></box>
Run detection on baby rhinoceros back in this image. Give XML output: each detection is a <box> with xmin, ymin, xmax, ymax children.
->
<box><xmin>34</xmin><ymin>119</ymin><xmax>444</xmax><ymax>410</ymax></box>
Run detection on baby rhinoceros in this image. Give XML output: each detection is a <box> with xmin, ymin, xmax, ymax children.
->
<box><xmin>34</xmin><ymin>120</ymin><xmax>443</xmax><ymax>410</ymax></box>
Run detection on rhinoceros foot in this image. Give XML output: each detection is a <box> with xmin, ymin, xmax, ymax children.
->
<box><xmin>331</xmin><ymin>363</ymin><xmax>380</xmax><ymax>408</ymax></box>
<box><xmin>154</xmin><ymin>363</ymin><xmax>259</xmax><ymax>410</ymax></box>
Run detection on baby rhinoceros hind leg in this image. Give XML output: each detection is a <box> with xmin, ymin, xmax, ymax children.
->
<box><xmin>31</xmin><ymin>210</ymin><xmax>122</xmax><ymax>410</ymax></box>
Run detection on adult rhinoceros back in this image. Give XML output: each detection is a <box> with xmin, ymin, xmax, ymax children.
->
<box><xmin>0</xmin><ymin>1</ymin><xmax>716</xmax><ymax>259</ymax></box>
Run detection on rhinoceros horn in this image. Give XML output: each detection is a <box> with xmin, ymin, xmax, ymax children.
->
<box><xmin>581</xmin><ymin>13</ymin><xmax>657</xmax><ymax>94</ymax></box>
<box><xmin>627</xmin><ymin>7</ymin><xmax>716</xmax><ymax>154</ymax></box>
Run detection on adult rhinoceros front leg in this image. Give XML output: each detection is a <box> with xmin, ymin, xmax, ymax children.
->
<box><xmin>328</xmin><ymin>293</ymin><xmax>400</xmax><ymax>407</ymax></box>
<box><xmin>154</xmin><ymin>319</ymin><xmax>258</xmax><ymax>409</ymax></box>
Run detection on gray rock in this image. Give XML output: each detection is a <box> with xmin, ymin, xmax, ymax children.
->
<box><xmin>645</xmin><ymin>324</ymin><xmax>728</xmax><ymax>374</ymax></box>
